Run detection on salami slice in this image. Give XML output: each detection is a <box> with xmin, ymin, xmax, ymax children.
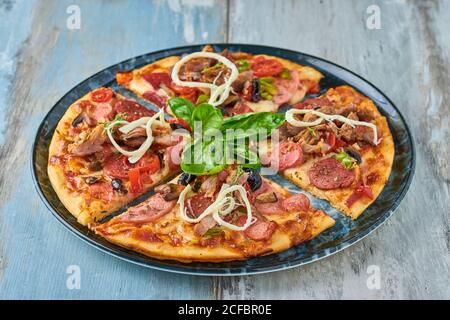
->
<box><xmin>89</xmin><ymin>182</ymin><xmax>113</xmax><ymax>202</ymax></box>
<box><xmin>103</xmin><ymin>154</ymin><xmax>132</xmax><ymax>179</ymax></box>
<box><xmin>117</xmin><ymin>193</ymin><xmax>176</xmax><ymax>223</ymax></box>
<box><xmin>186</xmin><ymin>194</ymin><xmax>213</xmax><ymax>218</ymax></box>
<box><xmin>253</xmin><ymin>181</ymin><xmax>286</xmax><ymax>215</ymax></box>
<box><xmin>278</xmin><ymin>142</ymin><xmax>303</xmax><ymax>171</ymax></box>
<box><xmin>114</xmin><ymin>99</ymin><xmax>156</xmax><ymax>121</ymax></box>
<box><xmin>281</xmin><ymin>193</ymin><xmax>310</xmax><ymax>212</ymax></box>
<box><xmin>244</xmin><ymin>220</ymin><xmax>277</xmax><ymax>241</ymax></box>
<box><xmin>308</xmin><ymin>158</ymin><xmax>355</xmax><ymax>190</ymax></box>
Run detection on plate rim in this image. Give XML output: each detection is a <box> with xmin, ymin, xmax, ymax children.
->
<box><xmin>31</xmin><ymin>43</ymin><xmax>416</xmax><ymax>276</ymax></box>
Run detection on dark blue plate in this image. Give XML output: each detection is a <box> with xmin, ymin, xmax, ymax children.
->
<box><xmin>31</xmin><ymin>44</ymin><xmax>415</xmax><ymax>276</ymax></box>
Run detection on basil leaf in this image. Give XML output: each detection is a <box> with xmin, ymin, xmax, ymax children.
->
<box><xmin>221</xmin><ymin>112</ymin><xmax>285</xmax><ymax>139</ymax></box>
<box><xmin>181</xmin><ymin>139</ymin><xmax>228</xmax><ymax>175</ymax></box>
<box><xmin>234</xmin><ymin>144</ymin><xmax>261</xmax><ymax>169</ymax></box>
<box><xmin>191</xmin><ymin>103</ymin><xmax>224</xmax><ymax>135</ymax></box>
<box><xmin>167</xmin><ymin>97</ymin><xmax>195</xmax><ymax>127</ymax></box>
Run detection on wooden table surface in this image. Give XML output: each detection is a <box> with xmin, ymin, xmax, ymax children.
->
<box><xmin>0</xmin><ymin>0</ymin><xmax>448</xmax><ymax>300</ymax></box>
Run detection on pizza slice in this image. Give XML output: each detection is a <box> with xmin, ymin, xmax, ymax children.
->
<box><xmin>48</xmin><ymin>87</ymin><xmax>187</xmax><ymax>225</ymax></box>
<box><xmin>115</xmin><ymin>45</ymin><xmax>323</xmax><ymax>116</ymax></box>
<box><xmin>92</xmin><ymin>166</ymin><xmax>335</xmax><ymax>262</ymax></box>
<box><xmin>266</xmin><ymin>86</ymin><xmax>394</xmax><ymax>219</ymax></box>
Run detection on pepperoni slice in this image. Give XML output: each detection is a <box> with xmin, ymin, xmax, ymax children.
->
<box><xmin>89</xmin><ymin>182</ymin><xmax>113</xmax><ymax>202</ymax></box>
<box><xmin>244</xmin><ymin>220</ymin><xmax>277</xmax><ymax>241</ymax></box>
<box><xmin>277</xmin><ymin>142</ymin><xmax>303</xmax><ymax>171</ymax></box>
<box><xmin>114</xmin><ymin>99</ymin><xmax>156</xmax><ymax>121</ymax></box>
<box><xmin>142</xmin><ymin>72</ymin><xmax>172</xmax><ymax>89</ymax></box>
<box><xmin>103</xmin><ymin>154</ymin><xmax>132</xmax><ymax>179</ymax></box>
<box><xmin>308</xmin><ymin>158</ymin><xmax>356</xmax><ymax>190</ymax></box>
<box><xmin>281</xmin><ymin>193</ymin><xmax>310</xmax><ymax>212</ymax></box>
<box><xmin>91</xmin><ymin>88</ymin><xmax>114</xmax><ymax>103</ymax></box>
<box><xmin>142</xmin><ymin>91</ymin><xmax>167</xmax><ymax>108</ymax></box>
<box><xmin>117</xmin><ymin>193</ymin><xmax>176</xmax><ymax>224</ymax></box>
<box><xmin>186</xmin><ymin>195</ymin><xmax>213</xmax><ymax>218</ymax></box>
<box><xmin>251</xmin><ymin>57</ymin><xmax>283</xmax><ymax>77</ymax></box>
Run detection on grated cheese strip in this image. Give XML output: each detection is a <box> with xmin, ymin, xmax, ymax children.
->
<box><xmin>171</xmin><ymin>52</ymin><xmax>239</xmax><ymax>107</ymax></box>
<box><xmin>105</xmin><ymin>110</ymin><xmax>164</xmax><ymax>164</ymax></box>
<box><xmin>178</xmin><ymin>183</ymin><xmax>253</xmax><ymax>231</ymax></box>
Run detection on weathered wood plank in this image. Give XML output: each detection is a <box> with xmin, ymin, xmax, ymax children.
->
<box><xmin>0</xmin><ymin>0</ymin><xmax>226</xmax><ymax>299</ymax></box>
<box><xmin>226</xmin><ymin>0</ymin><xmax>449</xmax><ymax>299</ymax></box>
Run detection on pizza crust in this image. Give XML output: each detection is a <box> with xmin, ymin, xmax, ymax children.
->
<box><xmin>93</xmin><ymin>178</ymin><xmax>335</xmax><ymax>262</ymax></box>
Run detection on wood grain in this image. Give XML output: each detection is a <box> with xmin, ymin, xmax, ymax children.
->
<box><xmin>225</xmin><ymin>0</ymin><xmax>450</xmax><ymax>299</ymax></box>
<box><xmin>0</xmin><ymin>0</ymin><xmax>448</xmax><ymax>299</ymax></box>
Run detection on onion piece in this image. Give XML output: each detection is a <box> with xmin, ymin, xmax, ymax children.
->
<box><xmin>286</xmin><ymin>108</ymin><xmax>380</xmax><ymax>145</ymax></box>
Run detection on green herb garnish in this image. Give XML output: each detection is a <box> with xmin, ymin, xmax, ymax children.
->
<box><xmin>280</xmin><ymin>68</ymin><xmax>291</xmax><ymax>79</ymax></box>
<box><xmin>335</xmin><ymin>151</ymin><xmax>356</xmax><ymax>169</ymax></box>
<box><xmin>168</xmin><ymin>97</ymin><xmax>285</xmax><ymax>176</ymax></box>
<box><xmin>202</xmin><ymin>62</ymin><xmax>223</xmax><ymax>74</ymax></box>
<box><xmin>236</xmin><ymin>59</ymin><xmax>250</xmax><ymax>72</ymax></box>
<box><xmin>196</xmin><ymin>94</ymin><xmax>209</xmax><ymax>104</ymax></box>
<box><xmin>259</xmin><ymin>77</ymin><xmax>277</xmax><ymax>99</ymax></box>
<box><xmin>308</xmin><ymin>127</ymin><xmax>317</xmax><ymax>138</ymax></box>
<box><xmin>103</xmin><ymin>113</ymin><xmax>126</xmax><ymax>128</ymax></box>
<box><xmin>203</xmin><ymin>227</ymin><xmax>224</xmax><ymax>238</ymax></box>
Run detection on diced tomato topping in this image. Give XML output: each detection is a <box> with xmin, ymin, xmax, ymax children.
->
<box><xmin>136</xmin><ymin>154</ymin><xmax>160</xmax><ymax>175</ymax></box>
<box><xmin>251</xmin><ymin>56</ymin><xmax>284</xmax><ymax>77</ymax></box>
<box><xmin>91</xmin><ymin>88</ymin><xmax>114</xmax><ymax>103</ymax></box>
<box><xmin>345</xmin><ymin>184</ymin><xmax>374</xmax><ymax>208</ymax></box>
<box><xmin>128</xmin><ymin>168</ymin><xmax>143</xmax><ymax>193</ymax></box>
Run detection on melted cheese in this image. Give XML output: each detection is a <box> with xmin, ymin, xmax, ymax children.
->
<box><xmin>171</xmin><ymin>52</ymin><xmax>239</xmax><ymax>107</ymax></box>
<box><xmin>285</xmin><ymin>108</ymin><xmax>380</xmax><ymax>145</ymax></box>
<box><xmin>178</xmin><ymin>183</ymin><xmax>253</xmax><ymax>231</ymax></box>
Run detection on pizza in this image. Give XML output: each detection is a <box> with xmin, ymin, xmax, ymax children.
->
<box><xmin>48</xmin><ymin>87</ymin><xmax>187</xmax><ymax>225</ymax></box>
<box><xmin>267</xmin><ymin>86</ymin><xmax>395</xmax><ymax>219</ymax></box>
<box><xmin>47</xmin><ymin>48</ymin><xmax>396</xmax><ymax>263</ymax></box>
<box><xmin>93</xmin><ymin>166</ymin><xmax>335</xmax><ymax>262</ymax></box>
<box><xmin>116</xmin><ymin>45</ymin><xmax>323</xmax><ymax>116</ymax></box>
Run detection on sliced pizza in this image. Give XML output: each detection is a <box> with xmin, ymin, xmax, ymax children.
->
<box><xmin>268</xmin><ymin>85</ymin><xmax>394</xmax><ymax>219</ymax></box>
<box><xmin>93</xmin><ymin>166</ymin><xmax>335</xmax><ymax>262</ymax></box>
<box><xmin>48</xmin><ymin>87</ymin><xmax>187</xmax><ymax>225</ymax></box>
<box><xmin>116</xmin><ymin>45</ymin><xmax>323</xmax><ymax>116</ymax></box>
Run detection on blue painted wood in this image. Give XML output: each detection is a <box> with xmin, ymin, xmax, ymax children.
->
<box><xmin>0</xmin><ymin>0</ymin><xmax>226</xmax><ymax>299</ymax></box>
<box><xmin>1</xmin><ymin>0</ymin><xmax>449</xmax><ymax>299</ymax></box>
